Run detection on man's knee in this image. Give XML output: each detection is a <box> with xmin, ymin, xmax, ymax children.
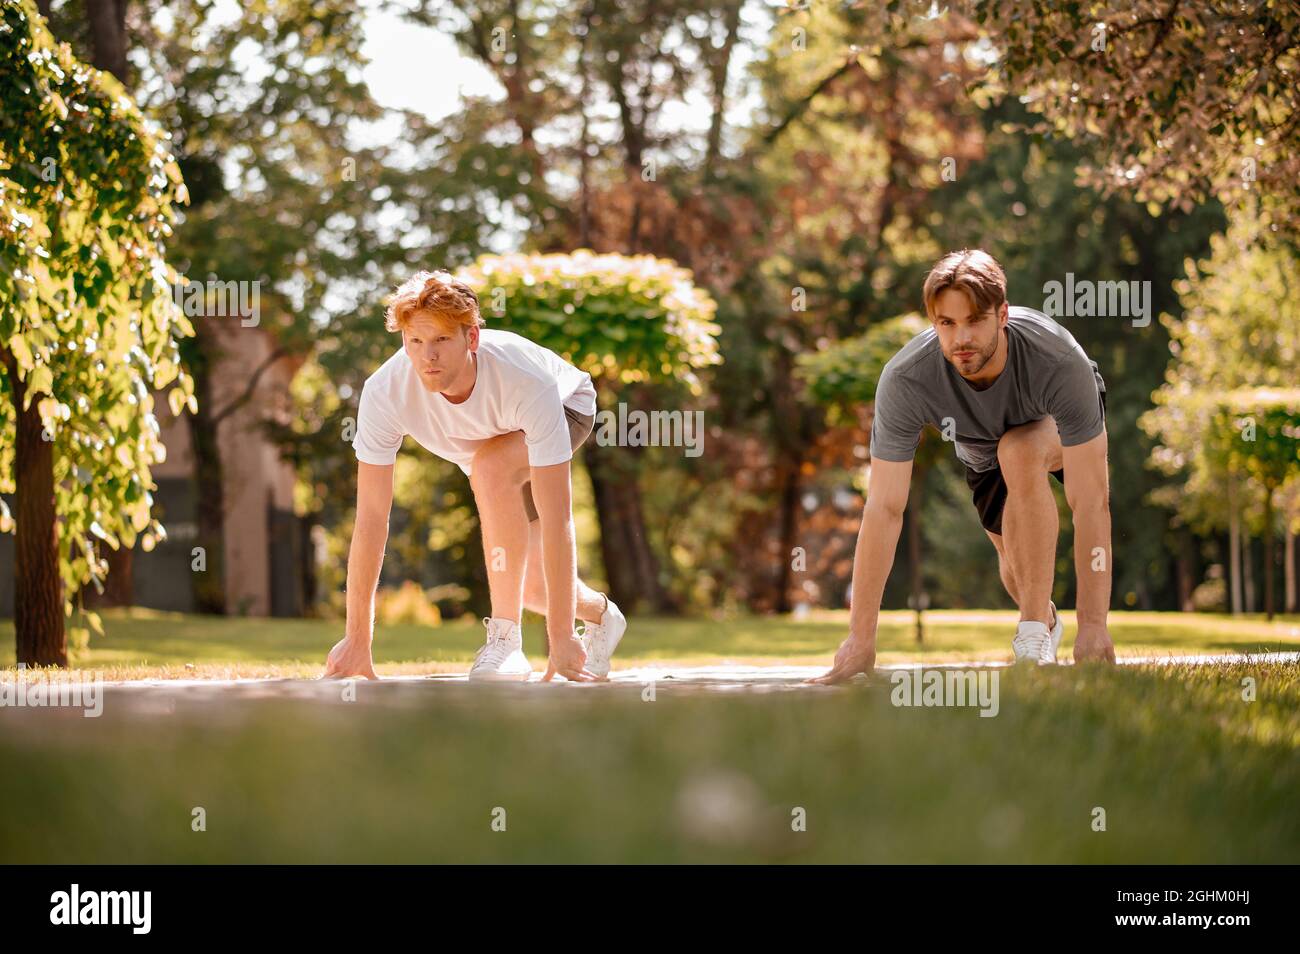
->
<box><xmin>473</xmin><ymin>434</ymin><xmax>527</xmax><ymax>488</ymax></box>
<box><xmin>997</xmin><ymin>420</ymin><xmax>1055</xmax><ymax>478</ymax></box>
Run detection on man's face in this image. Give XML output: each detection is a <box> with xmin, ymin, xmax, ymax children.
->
<box><xmin>931</xmin><ymin>288</ymin><xmax>1006</xmax><ymax>378</ymax></box>
<box><xmin>403</xmin><ymin>312</ymin><xmax>477</xmax><ymax>392</ymax></box>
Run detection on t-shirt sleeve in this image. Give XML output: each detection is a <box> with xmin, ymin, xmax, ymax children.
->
<box><xmin>352</xmin><ymin>380</ymin><xmax>405</xmax><ymax>465</ymax></box>
<box><xmin>869</xmin><ymin>363</ymin><xmax>926</xmax><ymax>462</ymax></box>
<box><xmin>1044</xmin><ymin>349</ymin><xmax>1105</xmax><ymax>446</ymax></box>
<box><xmin>518</xmin><ymin>385</ymin><xmax>574</xmax><ymax>467</ymax></box>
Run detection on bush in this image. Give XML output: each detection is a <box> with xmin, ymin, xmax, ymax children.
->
<box><xmin>1190</xmin><ymin>578</ymin><xmax>1227</xmax><ymax>613</ymax></box>
<box><xmin>375</xmin><ymin>581</ymin><xmax>442</xmax><ymax>627</ymax></box>
<box><xmin>456</xmin><ymin>250</ymin><xmax>722</xmax><ymax>395</ymax></box>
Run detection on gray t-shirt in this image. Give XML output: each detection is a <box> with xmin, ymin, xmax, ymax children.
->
<box><xmin>869</xmin><ymin>305</ymin><xmax>1106</xmax><ymax>473</ymax></box>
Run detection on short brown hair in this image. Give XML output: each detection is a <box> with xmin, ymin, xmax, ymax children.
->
<box><xmin>922</xmin><ymin>249</ymin><xmax>1007</xmax><ymax>319</ymax></box>
<box><xmin>383</xmin><ymin>270</ymin><xmax>484</xmax><ymax>333</ymax></box>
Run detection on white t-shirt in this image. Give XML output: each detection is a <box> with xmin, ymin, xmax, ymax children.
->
<box><xmin>352</xmin><ymin>329</ymin><xmax>598</xmax><ymax>475</ymax></box>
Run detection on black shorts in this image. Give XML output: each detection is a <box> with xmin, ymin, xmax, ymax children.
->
<box><xmin>965</xmin><ymin>385</ymin><xmax>1107</xmax><ymax>536</ymax></box>
<box><xmin>521</xmin><ymin>404</ymin><xmax>596</xmax><ymax>522</ymax></box>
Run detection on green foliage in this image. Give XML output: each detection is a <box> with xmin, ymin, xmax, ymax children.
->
<box><xmin>0</xmin><ymin>0</ymin><xmax>193</xmax><ymax>614</ymax></box>
<box><xmin>5</xmin><ymin>606</ymin><xmax>1297</xmax><ymax>671</ymax></box>
<box><xmin>456</xmin><ymin>250</ymin><xmax>723</xmax><ymax>394</ymax></box>
<box><xmin>974</xmin><ymin>0</ymin><xmax>1300</xmax><ymax>240</ymax></box>
<box><xmin>796</xmin><ymin>312</ymin><xmax>928</xmax><ymax>416</ymax></box>
<box><xmin>1214</xmin><ymin>389</ymin><xmax>1300</xmax><ymax>494</ymax></box>
<box><xmin>2</xmin><ymin>637</ymin><xmax>1298</xmax><ymax>861</ymax></box>
<box><xmin>1141</xmin><ymin>210</ymin><xmax>1300</xmax><ymax>534</ymax></box>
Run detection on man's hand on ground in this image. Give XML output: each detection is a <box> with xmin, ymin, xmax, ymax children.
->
<box><xmin>542</xmin><ymin>631</ymin><xmax>600</xmax><ymax>682</ymax></box>
<box><xmin>808</xmin><ymin>635</ymin><xmax>877</xmax><ymax>685</ymax></box>
<box><xmin>323</xmin><ymin>636</ymin><xmax>379</xmax><ymax>680</ymax></box>
<box><xmin>1073</xmin><ymin>622</ymin><xmax>1116</xmax><ymax>664</ymax></box>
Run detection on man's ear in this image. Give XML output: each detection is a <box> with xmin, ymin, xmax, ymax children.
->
<box><xmin>467</xmin><ymin>324</ymin><xmax>480</xmax><ymax>352</ymax></box>
<box><xmin>998</xmin><ymin>301</ymin><xmax>1009</xmax><ymax>327</ymax></box>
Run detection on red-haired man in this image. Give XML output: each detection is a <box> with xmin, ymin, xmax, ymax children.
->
<box><xmin>324</xmin><ymin>271</ymin><xmax>625</xmax><ymax>683</ymax></box>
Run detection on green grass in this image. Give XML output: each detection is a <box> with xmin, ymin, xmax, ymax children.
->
<box><xmin>1</xmin><ymin>607</ymin><xmax>1297</xmax><ymax>679</ymax></box>
<box><xmin>0</xmin><ymin>659</ymin><xmax>1295</xmax><ymax>862</ymax></box>
<box><xmin>1</xmin><ymin>610</ymin><xmax>1296</xmax><ymax>862</ymax></box>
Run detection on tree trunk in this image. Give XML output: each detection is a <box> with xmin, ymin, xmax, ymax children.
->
<box><xmin>75</xmin><ymin>0</ymin><xmax>136</xmax><ymax>608</ymax></box>
<box><xmin>768</xmin><ymin>341</ymin><xmax>811</xmax><ymax>615</ymax></box>
<box><xmin>1228</xmin><ymin>477</ymin><xmax>1242</xmax><ymax>614</ymax></box>
<box><xmin>84</xmin><ymin>0</ymin><xmax>129</xmax><ymax>81</ymax></box>
<box><xmin>1263</xmin><ymin>486</ymin><xmax>1275</xmax><ymax>621</ymax></box>
<box><xmin>1285</xmin><ymin>522</ymin><xmax>1296</xmax><ymax>615</ymax></box>
<box><xmin>576</xmin><ymin>5</ymin><xmax>593</xmax><ymax>248</ymax></box>
<box><xmin>1176</xmin><ymin>528</ymin><xmax>1195</xmax><ymax>612</ymax></box>
<box><xmin>1243</xmin><ymin>531</ymin><xmax>1255</xmax><ymax>614</ymax></box>
<box><xmin>772</xmin><ymin>454</ymin><xmax>801</xmax><ymax>614</ymax></box>
<box><xmin>2</xmin><ymin>345</ymin><xmax>66</xmax><ymax>667</ymax></box>
<box><xmin>84</xmin><ymin>540</ymin><xmax>133</xmax><ymax>608</ymax></box>
<box><xmin>187</xmin><ymin>358</ymin><xmax>228</xmax><ymax>613</ymax></box>
<box><xmin>907</xmin><ymin>498</ymin><xmax>923</xmax><ymax>644</ymax></box>
<box><xmin>583</xmin><ymin>438</ymin><xmax>676</xmax><ymax>615</ymax></box>
<box><xmin>702</xmin><ymin>0</ymin><xmax>742</xmax><ymax>182</ymax></box>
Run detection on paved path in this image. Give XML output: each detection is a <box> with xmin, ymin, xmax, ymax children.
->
<box><xmin>60</xmin><ymin>651</ymin><xmax>1299</xmax><ymax>710</ymax></box>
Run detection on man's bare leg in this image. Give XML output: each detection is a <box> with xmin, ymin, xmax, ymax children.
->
<box><xmin>995</xmin><ymin>417</ymin><xmax>1062</xmax><ymax>627</ymax></box>
<box><xmin>986</xmin><ymin>529</ymin><xmax>1056</xmax><ymax>631</ymax></box>
<box><xmin>470</xmin><ymin>432</ymin><xmax>533</xmax><ymax>624</ymax></box>
<box><xmin>985</xmin><ymin>529</ymin><xmax>1021</xmax><ymax>605</ymax></box>
<box><xmin>473</xmin><ymin>431</ymin><xmax>604</xmax><ymax>626</ymax></box>
<box><xmin>522</xmin><ymin>519</ymin><xmax>607</xmax><ymax>623</ymax></box>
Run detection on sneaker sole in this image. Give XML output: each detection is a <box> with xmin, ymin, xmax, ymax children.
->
<box><xmin>588</xmin><ymin>612</ymin><xmax>628</xmax><ymax>678</ymax></box>
<box><xmin>468</xmin><ymin>669</ymin><xmax>532</xmax><ymax>682</ymax></box>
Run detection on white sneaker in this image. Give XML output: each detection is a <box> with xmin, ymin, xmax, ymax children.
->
<box><xmin>1047</xmin><ymin>601</ymin><xmax>1064</xmax><ymax>662</ymax></box>
<box><xmin>469</xmin><ymin>617</ymin><xmax>532</xmax><ymax>682</ymax></box>
<box><xmin>1011</xmin><ymin>604</ymin><xmax>1064</xmax><ymax>666</ymax></box>
<box><xmin>578</xmin><ymin>597</ymin><xmax>626</xmax><ymax>678</ymax></box>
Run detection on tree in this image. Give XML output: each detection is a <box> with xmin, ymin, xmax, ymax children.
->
<box><xmin>1213</xmin><ymin>390</ymin><xmax>1300</xmax><ymax>620</ymax></box>
<box><xmin>972</xmin><ymin>0</ymin><xmax>1300</xmax><ymax>241</ymax></box>
<box><xmin>1141</xmin><ymin>208</ymin><xmax>1300</xmax><ymax>615</ymax></box>
<box><xmin>79</xmin><ymin>0</ymin><xmax>133</xmax><ymax>607</ymax></box>
<box><xmin>393</xmin><ymin>0</ymin><xmax>758</xmax><ymax>611</ymax></box>
<box><xmin>0</xmin><ymin>0</ymin><xmax>193</xmax><ymax>665</ymax></box>
<box><xmin>714</xmin><ymin>0</ymin><xmax>987</xmax><ymax>610</ymax></box>
<box><xmin>40</xmin><ymin>0</ymin><xmax>470</xmax><ymax>614</ymax></box>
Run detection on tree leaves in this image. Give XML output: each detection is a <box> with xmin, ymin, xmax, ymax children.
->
<box><xmin>1</xmin><ymin>0</ymin><xmax>193</xmax><ymax>638</ymax></box>
<box><xmin>1140</xmin><ymin>205</ymin><xmax>1300</xmax><ymax>534</ymax></box>
<box><xmin>972</xmin><ymin>0</ymin><xmax>1300</xmax><ymax>240</ymax></box>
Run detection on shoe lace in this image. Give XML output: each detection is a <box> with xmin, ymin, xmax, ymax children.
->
<box><xmin>1013</xmin><ymin>629</ymin><xmax>1049</xmax><ymax>660</ymax></box>
<box><xmin>575</xmin><ymin>620</ymin><xmax>594</xmax><ymax>655</ymax></box>
<box><xmin>474</xmin><ymin>618</ymin><xmax>512</xmax><ymax>667</ymax></box>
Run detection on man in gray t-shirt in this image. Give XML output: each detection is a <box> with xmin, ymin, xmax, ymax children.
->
<box><xmin>869</xmin><ymin>305</ymin><xmax>1107</xmax><ymax>477</ymax></box>
<box><xmin>814</xmin><ymin>249</ymin><xmax>1115</xmax><ymax>684</ymax></box>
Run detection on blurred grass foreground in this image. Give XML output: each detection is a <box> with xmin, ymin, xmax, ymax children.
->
<box><xmin>0</xmin><ymin>611</ymin><xmax>1297</xmax><ymax>863</ymax></box>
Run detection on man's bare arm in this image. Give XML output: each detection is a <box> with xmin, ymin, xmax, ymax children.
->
<box><xmin>529</xmin><ymin>460</ymin><xmax>597</xmax><ymax>682</ymax></box>
<box><xmin>323</xmin><ymin>461</ymin><xmax>394</xmax><ymax>678</ymax></box>
<box><xmin>810</xmin><ymin>457</ymin><xmax>913</xmax><ymax>685</ymax></box>
<box><xmin>1062</xmin><ymin>430</ymin><xmax>1115</xmax><ymax>662</ymax></box>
